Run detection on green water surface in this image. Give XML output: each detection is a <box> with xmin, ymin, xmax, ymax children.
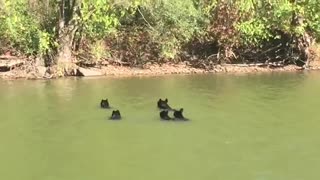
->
<box><xmin>0</xmin><ymin>72</ymin><xmax>320</xmax><ymax>180</ymax></box>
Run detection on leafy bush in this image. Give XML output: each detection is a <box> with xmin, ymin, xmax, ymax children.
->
<box><xmin>0</xmin><ymin>0</ymin><xmax>319</xmax><ymax>65</ymax></box>
<box><xmin>137</xmin><ymin>0</ymin><xmax>205</xmax><ymax>59</ymax></box>
<box><xmin>0</xmin><ymin>0</ymin><xmax>40</xmax><ymax>54</ymax></box>
<box><xmin>78</xmin><ymin>0</ymin><xmax>121</xmax><ymax>39</ymax></box>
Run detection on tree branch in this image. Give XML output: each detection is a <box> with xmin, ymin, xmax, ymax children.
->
<box><xmin>137</xmin><ymin>6</ymin><xmax>154</xmax><ymax>30</ymax></box>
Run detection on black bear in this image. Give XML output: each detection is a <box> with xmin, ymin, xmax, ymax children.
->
<box><xmin>157</xmin><ymin>98</ymin><xmax>172</xmax><ymax>110</ymax></box>
<box><xmin>100</xmin><ymin>99</ymin><xmax>110</xmax><ymax>108</ymax></box>
<box><xmin>160</xmin><ymin>110</ymin><xmax>172</xmax><ymax>120</ymax></box>
<box><xmin>110</xmin><ymin>110</ymin><xmax>121</xmax><ymax>120</ymax></box>
<box><xmin>173</xmin><ymin>108</ymin><xmax>188</xmax><ymax>121</ymax></box>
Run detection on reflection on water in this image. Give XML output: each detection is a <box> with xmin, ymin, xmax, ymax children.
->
<box><xmin>0</xmin><ymin>72</ymin><xmax>320</xmax><ymax>180</ymax></box>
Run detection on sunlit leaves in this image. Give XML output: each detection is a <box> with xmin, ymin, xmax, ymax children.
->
<box><xmin>137</xmin><ymin>0</ymin><xmax>205</xmax><ymax>59</ymax></box>
<box><xmin>235</xmin><ymin>0</ymin><xmax>320</xmax><ymax>46</ymax></box>
<box><xmin>0</xmin><ymin>0</ymin><xmax>40</xmax><ymax>54</ymax></box>
<box><xmin>79</xmin><ymin>0</ymin><xmax>118</xmax><ymax>39</ymax></box>
<box><xmin>236</xmin><ymin>19</ymin><xmax>272</xmax><ymax>46</ymax></box>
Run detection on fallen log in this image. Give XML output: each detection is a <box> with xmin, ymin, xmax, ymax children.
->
<box><xmin>0</xmin><ymin>55</ymin><xmax>19</xmax><ymax>60</ymax></box>
<box><xmin>0</xmin><ymin>60</ymin><xmax>25</xmax><ymax>72</ymax></box>
<box><xmin>76</xmin><ymin>67</ymin><xmax>103</xmax><ymax>76</ymax></box>
<box><xmin>225</xmin><ymin>62</ymin><xmax>285</xmax><ymax>68</ymax></box>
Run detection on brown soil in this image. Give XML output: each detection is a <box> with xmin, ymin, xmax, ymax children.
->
<box><xmin>1</xmin><ymin>60</ymin><xmax>318</xmax><ymax>80</ymax></box>
<box><xmin>99</xmin><ymin>63</ymin><xmax>304</xmax><ymax>76</ymax></box>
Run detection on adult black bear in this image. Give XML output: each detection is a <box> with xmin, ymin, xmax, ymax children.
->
<box><xmin>110</xmin><ymin>110</ymin><xmax>121</xmax><ymax>120</ymax></box>
<box><xmin>173</xmin><ymin>108</ymin><xmax>188</xmax><ymax>121</ymax></box>
<box><xmin>157</xmin><ymin>98</ymin><xmax>172</xmax><ymax>110</ymax></box>
<box><xmin>100</xmin><ymin>99</ymin><xmax>110</xmax><ymax>108</ymax></box>
<box><xmin>160</xmin><ymin>110</ymin><xmax>172</xmax><ymax>120</ymax></box>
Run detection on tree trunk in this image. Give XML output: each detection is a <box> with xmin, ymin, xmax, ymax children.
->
<box><xmin>289</xmin><ymin>0</ymin><xmax>314</xmax><ymax>67</ymax></box>
<box><xmin>57</xmin><ymin>28</ymin><xmax>74</xmax><ymax>63</ymax></box>
<box><xmin>56</xmin><ymin>0</ymin><xmax>79</xmax><ymax>64</ymax></box>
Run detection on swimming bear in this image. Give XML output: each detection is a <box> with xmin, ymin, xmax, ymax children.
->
<box><xmin>100</xmin><ymin>99</ymin><xmax>110</xmax><ymax>108</ymax></box>
<box><xmin>173</xmin><ymin>108</ymin><xmax>188</xmax><ymax>121</ymax></box>
<box><xmin>160</xmin><ymin>110</ymin><xmax>172</xmax><ymax>120</ymax></box>
<box><xmin>110</xmin><ymin>110</ymin><xmax>121</xmax><ymax>120</ymax></box>
<box><xmin>157</xmin><ymin>98</ymin><xmax>172</xmax><ymax>110</ymax></box>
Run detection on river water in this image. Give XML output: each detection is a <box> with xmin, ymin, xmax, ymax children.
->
<box><xmin>0</xmin><ymin>72</ymin><xmax>319</xmax><ymax>180</ymax></box>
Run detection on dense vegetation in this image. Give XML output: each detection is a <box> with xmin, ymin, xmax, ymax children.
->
<box><xmin>0</xmin><ymin>0</ymin><xmax>319</xmax><ymax>69</ymax></box>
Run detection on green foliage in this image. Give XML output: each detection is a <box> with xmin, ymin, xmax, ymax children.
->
<box><xmin>201</xmin><ymin>0</ymin><xmax>217</xmax><ymax>17</ymax></box>
<box><xmin>79</xmin><ymin>0</ymin><xmax>120</xmax><ymax>39</ymax></box>
<box><xmin>0</xmin><ymin>0</ymin><xmax>40</xmax><ymax>54</ymax></box>
<box><xmin>236</xmin><ymin>18</ymin><xmax>272</xmax><ymax>46</ymax></box>
<box><xmin>272</xmin><ymin>1</ymin><xmax>294</xmax><ymax>32</ymax></box>
<box><xmin>90</xmin><ymin>40</ymin><xmax>109</xmax><ymax>62</ymax></box>
<box><xmin>38</xmin><ymin>31</ymin><xmax>56</xmax><ymax>55</ymax></box>
<box><xmin>138</xmin><ymin>0</ymin><xmax>205</xmax><ymax>59</ymax></box>
<box><xmin>234</xmin><ymin>0</ymin><xmax>320</xmax><ymax>46</ymax></box>
<box><xmin>150</xmin><ymin>0</ymin><xmax>202</xmax><ymax>40</ymax></box>
<box><xmin>298</xmin><ymin>0</ymin><xmax>320</xmax><ymax>39</ymax></box>
<box><xmin>0</xmin><ymin>0</ymin><xmax>320</xmax><ymax>64</ymax></box>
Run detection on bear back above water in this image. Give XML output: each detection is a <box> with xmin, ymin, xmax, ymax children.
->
<box><xmin>160</xmin><ymin>110</ymin><xmax>172</xmax><ymax>120</ymax></box>
<box><xmin>157</xmin><ymin>98</ymin><xmax>172</xmax><ymax>110</ymax></box>
<box><xmin>100</xmin><ymin>99</ymin><xmax>110</xmax><ymax>108</ymax></box>
<box><xmin>110</xmin><ymin>110</ymin><xmax>121</xmax><ymax>120</ymax></box>
<box><xmin>173</xmin><ymin>108</ymin><xmax>188</xmax><ymax>121</ymax></box>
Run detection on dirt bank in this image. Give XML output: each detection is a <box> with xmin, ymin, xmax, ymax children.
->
<box><xmin>1</xmin><ymin>59</ymin><xmax>320</xmax><ymax>80</ymax></box>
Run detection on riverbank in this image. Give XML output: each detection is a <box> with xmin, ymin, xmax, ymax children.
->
<box><xmin>1</xmin><ymin>59</ymin><xmax>320</xmax><ymax>80</ymax></box>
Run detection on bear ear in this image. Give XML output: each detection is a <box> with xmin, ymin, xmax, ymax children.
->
<box><xmin>180</xmin><ymin>108</ymin><xmax>184</xmax><ymax>112</ymax></box>
<box><xmin>165</xmin><ymin>98</ymin><xmax>168</xmax><ymax>102</ymax></box>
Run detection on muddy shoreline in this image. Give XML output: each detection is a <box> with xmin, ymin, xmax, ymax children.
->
<box><xmin>1</xmin><ymin>60</ymin><xmax>320</xmax><ymax>80</ymax></box>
